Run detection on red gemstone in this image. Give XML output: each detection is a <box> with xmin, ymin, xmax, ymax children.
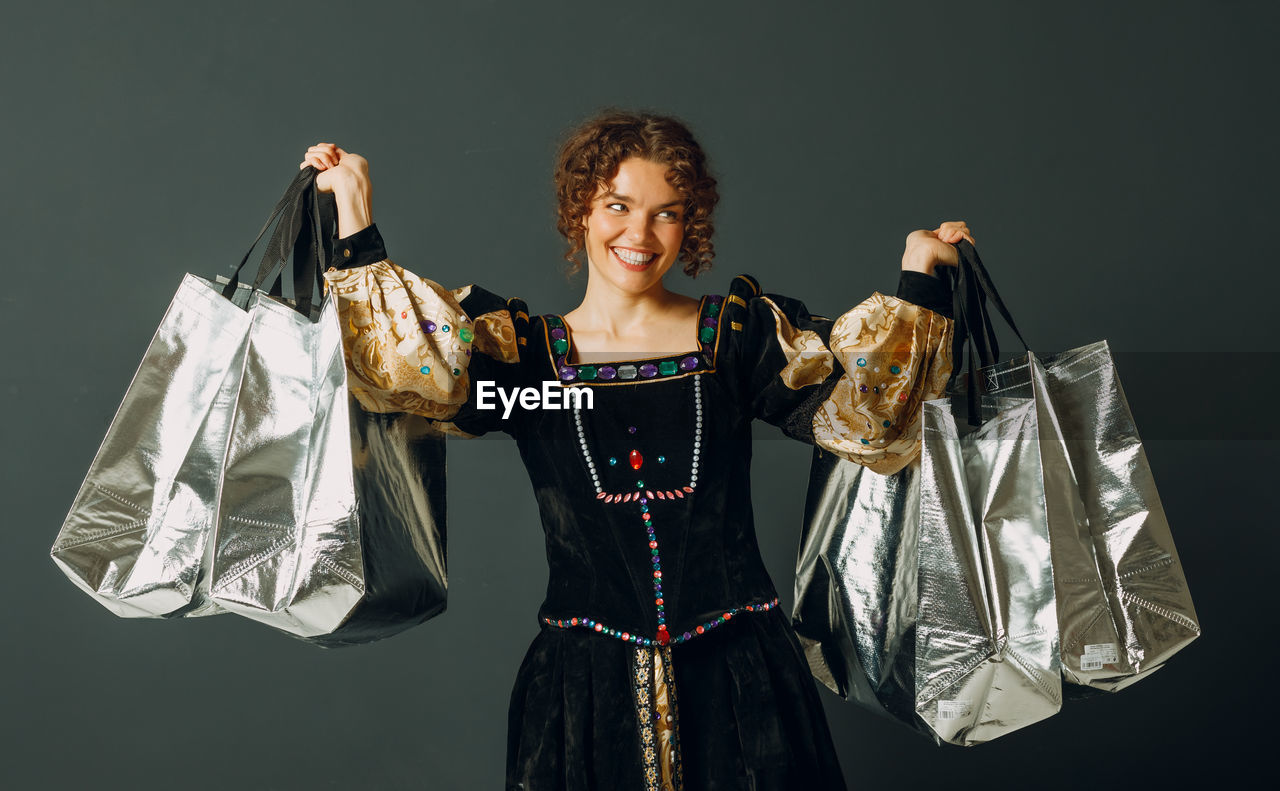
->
<box><xmin>673</xmin><ymin>490</ymin><xmax>684</xmax><ymax>499</ymax></box>
<box><xmin>648</xmin><ymin>540</ymin><xmax>658</xmax><ymax>549</ymax></box>
<box><xmin>724</xmin><ymin>613</ymin><xmax>732</xmax><ymax>620</ymax></box>
<box><xmin>656</xmin><ymin>491</ymin><xmax>666</xmax><ymax>500</ymax></box>
<box><xmin>571</xmin><ymin>618</ymin><xmax>579</xmax><ymax>625</ymax></box>
<box><xmin>655</xmin><ymin>597</ymin><xmax>664</xmax><ymax>605</ymax></box>
<box><xmin>645</xmin><ymin>490</ymin><xmax>654</xmax><ymax>499</ymax></box>
<box><xmin>682</xmin><ymin>486</ymin><xmax>694</xmax><ymax>493</ymax></box>
<box><xmin>596</xmin><ymin>492</ymin><xmax>607</xmax><ymax>500</ymax></box>
<box><xmin>630</xmin><ymin>449</ymin><xmax>643</xmax><ymax>470</ymax></box>
<box><xmin>696</xmin><ymin>626</ymin><xmax>705</xmax><ymax>634</ymax></box>
<box><xmin>656</xmin><ymin>626</ymin><xmax>670</xmax><ymax>646</ymax></box>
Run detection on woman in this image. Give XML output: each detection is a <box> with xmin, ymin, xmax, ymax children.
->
<box><xmin>305</xmin><ymin>111</ymin><xmax>966</xmax><ymax>790</ymax></box>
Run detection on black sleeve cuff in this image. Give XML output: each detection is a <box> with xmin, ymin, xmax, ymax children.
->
<box><xmin>332</xmin><ymin>223</ymin><xmax>389</xmax><ymax>270</ymax></box>
<box><xmin>895</xmin><ymin>270</ymin><xmax>953</xmax><ymax>319</ymax></box>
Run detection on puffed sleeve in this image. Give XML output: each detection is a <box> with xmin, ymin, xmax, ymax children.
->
<box><xmin>321</xmin><ymin>223</ymin><xmax>529</xmax><ymax>438</ymax></box>
<box><xmin>724</xmin><ymin>271</ymin><xmax>954</xmax><ymax>475</ymax></box>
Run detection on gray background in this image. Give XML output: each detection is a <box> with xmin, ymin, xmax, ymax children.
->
<box><xmin>4</xmin><ymin>1</ymin><xmax>1275</xmax><ymax>788</ymax></box>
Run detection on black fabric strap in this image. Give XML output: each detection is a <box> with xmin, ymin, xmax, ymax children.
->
<box><xmin>220</xmin><ymin>167</ymin><xmax>331</xmax><ymax>316</ymax></box>
<box><xmin>945</xmin><ymin>240</ymin><xmax>1030</xmax><ymax>426</ymax></box>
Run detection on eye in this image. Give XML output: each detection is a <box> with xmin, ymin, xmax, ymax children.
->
<box><xmin>606</xmin><ymin>202</ymin><xmax>627</xmax><ymax>212</ymax></box>
<box><xmin>658</xmin><ymin>210</ymin><xmax>682</xmax><ymax>222</ymax></box>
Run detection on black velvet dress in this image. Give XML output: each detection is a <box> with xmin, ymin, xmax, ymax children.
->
<box><xmin>334</xmin><ymin>226</ymin><xmax>954</xmax><ymax>791</ymax></box>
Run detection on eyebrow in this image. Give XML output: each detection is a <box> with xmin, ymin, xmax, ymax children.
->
<box><xmin>602</xmin><ymin>192</ymin><xmax>684</xmax><ymax>210</ymax></box>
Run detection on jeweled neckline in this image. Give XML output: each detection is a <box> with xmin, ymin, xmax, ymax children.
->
<box><xmin>545</xmin><ymin>293</ymin><xmax>725</xmax><ymax>383</ymax></box>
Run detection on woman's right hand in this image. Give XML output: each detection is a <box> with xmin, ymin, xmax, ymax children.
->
<box><xmin>301</xmin><ymin>143</ymin><xmax>372</xmax><ymax>237</ymax></box>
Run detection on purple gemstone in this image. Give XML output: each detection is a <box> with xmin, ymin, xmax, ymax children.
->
<box><xmin>708</xmin><ymin>294</ymin><xmax>723</xmax><ymax>303</ymax></box>
<box><xmin>679</xmin><ymin>355</ymin><xmax>699</xmax><ymax>371</ymax></box>
<box><xmin>702</xmin><ymin>317</ymin><xmax>717</xmax><ymax>327</ymax></box>
<box><xmin>599</xmin><ymin>365</ymin><xmax>616</xmax><ymax>380</ymax></box>
<box><xmin>465</xmin><ymin>349</ymin><xmax>472</xmax><ymax>356</ymax></box>
<box><xmin>559</xmin><ymin>366</ymin><xmax>577</xmax><ymax>381</ymax></box>
<box><xmin>550</xmin><ymin>327</ymin><xmax>566</xmax><ymax>339</ymax></box>
<box><xmin>639</xmin><ymin>363</ymin><xmax>658</xmax><ymax>378</ymax></box>
<box><xmin>858</xmin><ymin>384</ymin><xmax>868</xmax><ymax>393</ymax></box>
<box><xmin>683</xmin><ymin>632</ymin><xmax>693</xmax><ymax>640</ymax></box>
<box><xmin>420</xmin><ymin>320</ymin><xmax>436</xmax><ymax>333</ymax></box>
<box><xmin>627</xmin><ymin>425</ymin><xmax>637</xmax><ymax>434</ymax></box>
<box><xmin>639</xmin><ymin>498</ymin><xmax>648</xmax><ymax>504</ymax></box>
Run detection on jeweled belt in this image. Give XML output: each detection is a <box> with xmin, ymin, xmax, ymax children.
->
<box><xmin>541</xmin><ymin>596</ymin><xmax>780</xmax><ymax>646</ymax></box>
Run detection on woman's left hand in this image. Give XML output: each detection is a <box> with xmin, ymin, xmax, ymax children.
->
<box><xmin>901</xmin><ymin>221</ymin><xmax>975</xmax><ymax>274</ymax></box>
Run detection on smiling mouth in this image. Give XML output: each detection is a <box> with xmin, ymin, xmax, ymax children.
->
<box><xmin>611</xmin><ymin>246</ymin><xmax>657</xmax><ymax>271</ymax></box>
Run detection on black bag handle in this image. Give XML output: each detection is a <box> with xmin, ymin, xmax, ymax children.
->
<box><xmin>944</xmin><ymin>239</ymin><xmax>1030</xmax><ymax>426</ymax></box>
<box><xmin>220</xmin><ymin>166</ymin><xmax>331</xmax><ymax>315</ymax></box>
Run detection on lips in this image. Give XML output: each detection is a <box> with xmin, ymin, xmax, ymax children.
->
<box><xmin>611</xmin><ymin>246</ymin><xmax>656</xmax><ymax>271</ymax></box>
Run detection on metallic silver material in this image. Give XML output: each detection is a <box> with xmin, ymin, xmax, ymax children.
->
<box><xmin>794</xmin><ymin>342</ymin><xmax>1199</xmax><ymax>743</ymax></box>
<box><xmin>795</xmin><ymin>393</ymin><xmax>1061</xmax><ymax>746</ymax></box>
<box><xmin>53</xmin><ymin>277</ymin><xmax>447</xmax><ymax>646</ymax></box>
<box><xmin>51</xmin><ymin>274</ymin><xmax>250</xmax><ymax>618</ymax></box>
<box><xmin>915</xmin><ymin>394</ymin><xmax>1060</xmax><ymax>744</ymax></box>
<box><xmin>793</xmin><ymin>451</ymin><xmax>923</xmax><ymax>731</ymax></box>
<box><xmin>974</xmin><ymin>342</ymin><xmax>1199</xmax><ymax>689</ymax></box>
<box><xmin>210</xmin><ymin>292</ymin><xmax>447</xmax><ymax>645</ymax></box>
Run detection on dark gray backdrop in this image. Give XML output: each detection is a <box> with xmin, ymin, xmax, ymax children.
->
<box><xmin>4</xmin><ymin>1</ymin><xmax>1275</xmax><ymax>789</ymax></box>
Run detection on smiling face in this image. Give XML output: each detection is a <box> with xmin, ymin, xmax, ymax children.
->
<box><xmin>582</xmin><ymin>157</ymin><xmax>686</xmax><ymax>296</ymax></box>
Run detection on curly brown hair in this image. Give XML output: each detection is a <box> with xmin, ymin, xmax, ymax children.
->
<box><xmin>554</xmin><ymin>109</ymin><xmax>719</xmax><ymax>278</ymax></box>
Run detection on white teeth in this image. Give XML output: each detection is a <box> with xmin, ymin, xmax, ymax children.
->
<box><xmin>613</xmin><ymin>247</ymin><xmax>655</xmax><ymax>265</ymax></box>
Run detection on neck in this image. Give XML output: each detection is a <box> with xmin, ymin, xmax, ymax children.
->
<box><xmin>571</xmin><ymin>276</ymin><xmax>683</xmax><ymax>335</ymax></box>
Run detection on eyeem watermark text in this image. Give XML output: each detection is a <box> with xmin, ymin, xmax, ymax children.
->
<box><xmin>474</xmin><ymin>380</ymin><xmax>594</xmax><ymax>419</ymax></box>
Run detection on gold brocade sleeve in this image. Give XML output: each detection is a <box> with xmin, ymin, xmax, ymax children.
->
<box><xmin>812</xmin><ymin>292</ymin><xmax>953</xmax><ymax>474</ymax></box>
<box><xmin>322</xmin><ymin>261</ymin><xmax>521</xmax><ymax>423</ymax></box>
<box><xmin>727</xmin><ymin>274</ymin><xmax>954</xmax><ymax>476</ymax></box>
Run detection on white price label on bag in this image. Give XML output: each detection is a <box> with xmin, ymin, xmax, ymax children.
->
<box><xmin>1081</xmin><ymin>643</ymin><xmax>1119</xmax><ymax>671</ymax></box>
<box><xmin>937</xmin><ymin>700</ymin><xmax>973</xmax><ymax>720</ymax></box>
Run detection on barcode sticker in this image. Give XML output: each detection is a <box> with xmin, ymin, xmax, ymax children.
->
<box><xmin>938</xmin><ymin>700</ymin><xmax>972</xmax><ymax>720</ymax></box>
<box><xmin>1082</xmin><ymin>643</ymin><xmax>1119</xmax><ymax>671</ymax></box>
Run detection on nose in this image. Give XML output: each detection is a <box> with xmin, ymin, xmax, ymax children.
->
<box><xmin>624</xmin><ymin>213</ymin><xmax>651</xmax><ymax>244</ymax></box>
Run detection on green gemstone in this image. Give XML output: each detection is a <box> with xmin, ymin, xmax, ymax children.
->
<box><xmin>636</xmin><ymin>480</ymin><xmax>645</xmax><ymax>488</ymax></box>
<box><xmin>706</xmin><ymin>302</ymin><xmax>720</xmax><ymax>316</ymax></box>
<box><xmin>458</xmin><ymin>327</ymin><xmax>474</xmax><ymax>342</ymax></box>
<box><xmin>699</xmin><ymin>326</ymin><xmax>715</xmax><ymax>343</ymax></box>
<box><xmin>657</xmin><ymin>456</ymin><xmax>666</xmax><ymax>463</ymax></box>
<box><xmin>658</xmin><ymin>360</ymin><xmax>678</xmax><ymax>375</ymax></box>
<box><xmin>419</xmin><ymin>365</ymin><xmax>431</xmax><ymax>375</ymax></box>
<box><xmin>546</xmin><ymin>315</ymin><xmax>563</xmax><ymax>327</ymax></box>
<box><xmin>889</xmin><ymin>365</ymin><xmax>900</xmax><ymax>374</ymax></box>
<box><xmin>608</xmin><ymin>457</ymin><xmax>617</xmax><ymax>466</ymax></box>
<box><xmin>552</xmin><ymin>338</ymin><xmax>568</xmax><ymax>354</ymax></box>
<box><xmin>452</xmin><ymin>368</ymin><xmax>460</xmax><ymax>376</ymax></box>
<box><xmin>579</xmin><ymin>365</ymin><xmax>597</xmax><ymax>380</ymax></box>
<box><xmin>883</xmin><ymin>420</ymin><xmax>892</xmax><ymax>427</ymax></box>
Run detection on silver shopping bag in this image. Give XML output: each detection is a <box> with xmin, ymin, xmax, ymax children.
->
<box><xmin>50</xmin><ymin>169</ymin><xmax>318</xmax><ymax>619</ymax></box>
<box><xmin>967</xmin><ymin>343</ymin><xmax>1199</xmax><ymax>690</ymax></box>
<box><xmin>793</xmin><ymin>390</ymin><xmax>1061</xmax><ymax>746</ymax></box>
<box><xmin>914</xmin><ymin>392</ymin><xmax>1060</xmax><ymax>745</ymax></box>
<box><xmin>208</xmin><ymin>275</ymin><xmax>448</xmax><ymax>647</ymax></box>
